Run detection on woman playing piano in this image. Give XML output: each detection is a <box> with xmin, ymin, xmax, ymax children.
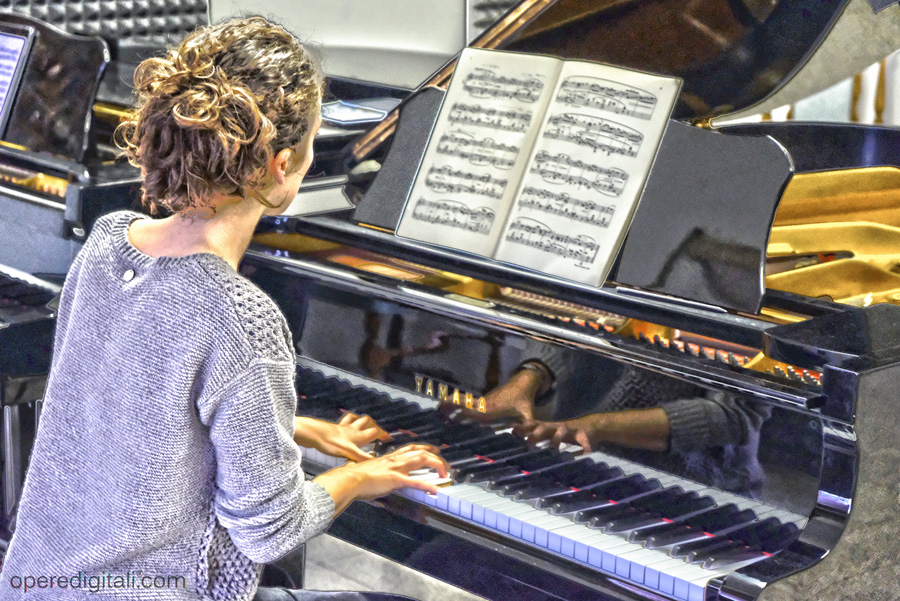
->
<box><xmin>0</xmin><ymin>17</ymin><xmax>446</xmax><ymax>601</ymax></box>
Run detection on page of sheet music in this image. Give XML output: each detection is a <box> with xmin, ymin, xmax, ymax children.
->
<box><xmin>396</xmin><ymin>48</ymin><xmax>562</xmax><ymax>256</ymax></box>
<box><xmin>492</xmin><ymin>61</ymin><xmax>681</xmax><ymax>285</ymax></box>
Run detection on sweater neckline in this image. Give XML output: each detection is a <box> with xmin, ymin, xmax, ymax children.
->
<box><xmin>112</xmin><ymin>211</ymin><xmax>234</xmax><ymax>271</ymax></box>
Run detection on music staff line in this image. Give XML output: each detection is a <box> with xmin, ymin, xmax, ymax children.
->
<box><xmin>436</xmin><ymin>132</ymin><xmax>520</xmax><ymax>170</ymax></box>
<box><xmin>545</xmin><ymin>113</ymin><xmax>642</xmax><ymax>157</ymax></box>
<box><xmin>463</xmin><ymin>68</ymin><xmax>544</xmax><ymax>103</ymax></box>
<box><xmin>411</xmin><ymin>198</ymin><xmax>496</xmax><ymax>235</ymax></box>
<box><xmin>517</xmin><ymin>187</ymin><xmax>614</xmax><ymax>228</ymax></box>
<box><xmin>530</xmin><ymin>150</ymin><xmax>628</xmax><ymax>197</ymax></box>
<box><xmin>504</xmin><ymin>217</ymin><xmax>600</xmax><ymax>264</ymax></box>
<box><xmin>557</xmin><ymin>76</ymin><xmax>657</xmax><ymax>120</ymax></box>
<box><xmin>448</xmin><ymin>102</ymin><xmax>533</xmax><ymax>133</ymax></box>
<box><xmin>425</xmin><ymin>165</ymin><xmax>508</xmax><ymax>200</ymax></box>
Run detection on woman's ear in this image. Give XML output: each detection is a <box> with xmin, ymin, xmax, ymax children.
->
<box><xmin>270</xmin><ymin>148</ymin><xmax>295</xmax><ymax>185</ymax></box>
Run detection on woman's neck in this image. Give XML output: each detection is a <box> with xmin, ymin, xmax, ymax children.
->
<box><xmin>129</xmin><ymin>195</ymin><xmax>266</xmax><ymax>270</ymax></box>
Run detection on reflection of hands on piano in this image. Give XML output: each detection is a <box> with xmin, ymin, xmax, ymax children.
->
<box><xmin>441</xmin><ymin>360</ymin><xmax>548</xmax><ymax>422</ymax></box>
<box><xmin>293</xmin><ymin>413</ymin><xmax>392</xmax><ymax>462</ymax></box>
<box><xmin>514</xmin><ymin>407</ymin><xmax>671</xmax><ymax>454</ymax></box>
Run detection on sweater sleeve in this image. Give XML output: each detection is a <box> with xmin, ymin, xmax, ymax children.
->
<box><xmin>198</xmin><ymin>358</ymin><xmax>334</xmax><ymax>563</ymax></box>
<box><xmin>663</xmin><ymin>390</ymin><xmax>770</xmax><ymax>453</ymax></box>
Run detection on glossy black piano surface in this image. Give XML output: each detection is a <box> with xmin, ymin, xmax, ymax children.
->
<box><xmin>235</xmin><ymin>1</ymin><xmax>900</xmax><ymax>597</ymax></box>
<box><xmin>2</xmin><ymin>0</ymin><xmax>900</xmax><ymax>599</ymax></box>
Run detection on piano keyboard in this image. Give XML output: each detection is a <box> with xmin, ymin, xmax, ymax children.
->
<box><xmin>0</xmin><ymin>264</ymin><xmax>60</xmax><ymax>308</ymax></box>
<box><xmin>295</xmin><ymin>358</ymin><xmax>807</xmax><ymax>601</ymax></box>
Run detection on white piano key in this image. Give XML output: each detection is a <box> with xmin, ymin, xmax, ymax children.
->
<box><xmin>530</xmin><ymin>514</ymin><xmax>576</xmax><ymax>548</ymax></box>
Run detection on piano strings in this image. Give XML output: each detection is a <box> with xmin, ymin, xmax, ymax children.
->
<box><xmin>529</xmin><ymin>151</ymin><xmax>629</xmax><ymax>197</ymax></box>
<box><xmin>448</xmin><ymin>102</ymin><xmax>533</xmax><ymax>133</ymax></box>
<box><xmin>517</xmin><ymin>187</ymin><xmax>614</xmax><ymax>227</ymax></box>
<box><xmin>544</xmin><ymin>113</ymin><xmax>642</xmax><ymax>157</ymax></box>
<box><xmin>556</xmin><ymin>76</ymin><xmax>657</xmax><ymax>120</ymax></box>
<box><xmin>425</xmin><ymin>165</ymin><xmax>508</xmax><ymax>200</ymax></box>
<box><xmin>504</xmin><ymin>217</ymin><xmax>600</xmax><ymax>264</ymax></box>
<box><xmin>411</xmin><ymin>198</ymin><xmax>496</xmax><ymax>235</ymax></box>
<box><xmin>463</xmin><ymin>68</ymin><xmax>544</xmax><ymax>103</ymax></box>
<box><xmin>436</xmin><ymin>131</ymin><xmax>520</xmax><ymax>170</ymax></box>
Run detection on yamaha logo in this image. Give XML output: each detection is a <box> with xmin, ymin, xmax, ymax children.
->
<box><xmin>415</xmin><ymin>375</ymin><xmax>487</xmax><ymax>413</ymax></box>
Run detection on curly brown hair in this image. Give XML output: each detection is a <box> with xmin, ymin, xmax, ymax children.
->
<box><xmin>116</xmin><ymin>17</ymin><xmax>324</xmax><ymax>215</ymax></box>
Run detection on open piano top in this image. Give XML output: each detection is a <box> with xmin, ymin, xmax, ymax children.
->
<box><xmin>241</xmin><ymin>1</ymin><xmax>900</xmax><ymax>600</ymax></box>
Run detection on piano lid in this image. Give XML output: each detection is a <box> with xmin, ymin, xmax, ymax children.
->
<box><xmin>497</xmin><ymin>0</ymin><xmax>851</xmax><ymax>121</ymax></box>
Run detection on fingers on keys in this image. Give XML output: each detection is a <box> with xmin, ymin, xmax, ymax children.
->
<box><xmin>340</xmin><ymin>411</ymin><xmax>392</xmax><ymax>442</ymax></box>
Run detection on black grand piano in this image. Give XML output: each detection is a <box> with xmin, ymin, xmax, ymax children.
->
<box><xmin>239</xmin><ymin>1</ymin><xmax>900</xmax><ymax>600</ymax></box>
<box><xmin>0</xmin><ymin>0</ymin><xmax>899</xmax><ymax>598</ymax></box>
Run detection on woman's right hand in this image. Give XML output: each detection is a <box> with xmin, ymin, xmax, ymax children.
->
<box><xmin>343</xmin><ymin>443</ymin><xmax>450</xmax><ymax>498</ymax></box>
<box><xmin>313</xmin><ymin>443</ymin><xmax>449</xmax><ymax>516</ymax></box>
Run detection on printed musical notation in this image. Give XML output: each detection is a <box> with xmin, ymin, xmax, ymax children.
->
<box><xmin>463</xmin><ymin>68</ymin><xmax>544</xmax><ymax>103</ymax></box>
<box><xmin>544</xmin><ymin>113</ymin><xmax>642</xmax><ymax>157</ymax></box>
<box><xmin>425</xmin><ymin>165</ymin><xmax>508</xmax><ymax>200</ymax></box>
<box><xmin>411</xmin><ymin>198</ymin><xmax>495</xmax><ymax>235</ymax></box>
<box><xmin>530</xmin><ymin>151</ymin><xmax>628</xmax><ymax>197</ymax></box>
<box><xmin>448</xmin><ymin>103</ymin><xmax>533</xmax><ymax>133</ymax></box>
<box><xmin>436</xmin><ymin>131</ymin><xmax>520</xmax><ymax>170</ymax></box>
<box><xmin>517</xmin><ymin>187</ymin><xmax>614</xmax><ymax>227</ymax></box>
<box><xmin>557</xmin><ymin>76</ymin><xmax>657</xmax><ymax>120</ymax></box>
<box><xmin>504</xmin><ymin>217</ymin><xmax>600</xmax><ymax>264</ymax></box>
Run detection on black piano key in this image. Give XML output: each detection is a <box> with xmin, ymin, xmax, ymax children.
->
<box><xmin>585</xmin><ymin>505</ymin><xmax>642</xmax><ymax>527</ymax></box>
<box><xmin>300</xmin><ymin>381</ymin><xmax>353</xmax><ymax>400</ymax></box>
<box><xmin>639</xmin><ymin>506</ymin><xmax>756</xmax><ymax>549</ymax></box>
<box><xmin>363</xmin><ymin>402</ymin><xmax>419</xmax><ymax>420</ymax></box>
<box><xmin>465</xmin><ymin>465</ymin><xmax>522</xmax><ymax>483</ymax></box>
<box><xmin>326</xmin><ymin>389</ymin><xmax>376</xmax><ymax>406</ymax></box>
<box><xmin>385</xmin><ymin>409</ymin><xmax>443</xmax><ymax>427</ymax></box>
<box><xmin>340</xmin><ymin>394</ymin><xmax>395</xmax><ymax>413</ymax></box>
<box><xmin>579</xmin><ymin>487</ymin><xmax>673</xmax><ymax>525</ymax></box>
<box><xmin>603</xmin><ymin>513</ymin><xmax>678</xmax><ymax>534</ymax></box>
<box><xmin>295</xmin><ymin>371</ymin><xmax>329</xmax><ymax>389</ymax></box>
<box><xmin>702</xmin><ymin>548</ymin><xmax>771</xmax><ymax>570</ymax></box>
<box><xmin>442</xmin><ymin>428</ymin><xmax>512</xmax><ymax>448</ymax></box>
<box><xmin>510</xmin><ymin>481</ymin><xmax>573</xmax><ymax>500</ymax></box>
<box><xmin>552</xmin><ymin>475</ymin><xmax>661</xmax><ymax>515</ymax></box>
<box><xmin>489</xmin><ymin>459</ymin><xmax>582</xmax><ymax>491</ymax></box>
<box><xmin>760</xmin><ymin>522</ymin><xmax>800</xmax><ymax>553</ymax></box>
<box><xmin>533</xmin><ymin>466</ymin><xmax>625</xmax><ymax>509</ymax></box>
<box><xmin>686</xmin><ymin>539</ymin><xmax>745</xmax><ymax>564</ymax></box>
<box><xmin>453</xmin><ymin>449</ymin><xmax>554</xmax><ymax>480</ymax></box>
<box><xmin>456</xmin><ymin>435</ymin><xmax>530</xmax><ymax>457</ymax></box>
<box><xmin>670</xmin><ymin>517</ymin><xmax>782</xmax><ymax>559</ymax></box>
<box><xmin>607</xmin><ymin>494</ymin><xmax>718</xmax><ymax>536</ymax></box>
<box><xmin>697</xmin><ymin>523</ymin><xmax>799</xmax><ymax>569</ymax></box>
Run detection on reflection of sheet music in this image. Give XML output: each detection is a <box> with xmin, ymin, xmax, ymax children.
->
<box><xmin>410</xmin><ymin>198</ymin><xmax>495</xmax><ymax>234</ymax></box>
<box><xmin>517</xmin><ymin>187</ymin><xmax>614</xmax><ymax>227</ymax></box>
<box><xmin>557</xmin><ymin>76</ymin><xmax>657</xmax><ymax>120</ymax></box>
<box><xmin>448</xmin><ymin>103</ymin><xmax>533</xmax><ymax>133</ymax></box>
<box><xmin>504</xmin><ymin>217</ymin><xmax>600</xmax><ymax>264</ymax></box>
<box><xmin>425</xmin><ymin>165</ymin><xmax>508</xmax><ymax>200</ymax></box>
<box><xmin>544</xmin><ymin>113</ymin><xmax>642</xmax><ymax>157</ymax></box>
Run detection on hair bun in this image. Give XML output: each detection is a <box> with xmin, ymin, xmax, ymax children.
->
<box><xmin>116</xmin><ymin>17</ymin><xmax>323</xmax><ymax>215</ymax></box>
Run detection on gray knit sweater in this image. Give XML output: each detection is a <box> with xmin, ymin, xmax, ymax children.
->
<box><xmin>0</xmin><ymin>211</ymin><xmax>334</xmax><ymax>600</ymax></box>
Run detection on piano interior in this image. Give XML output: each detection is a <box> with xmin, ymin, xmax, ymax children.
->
<box><xmin>3</xmin><ymin>0</ymin><xmax>900</xmax><ymax>600</ymax></box>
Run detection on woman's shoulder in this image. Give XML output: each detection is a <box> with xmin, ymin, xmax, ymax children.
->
<box><xmin>190</xmin><ymin>255</ymin><xmax>295</xmax><ymax>363</ymax></box>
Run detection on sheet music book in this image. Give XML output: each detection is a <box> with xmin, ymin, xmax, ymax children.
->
<box><xmin>395</xmin><ymin>47</ymin><xmax>681</xmax><ymax>286</ymax></box>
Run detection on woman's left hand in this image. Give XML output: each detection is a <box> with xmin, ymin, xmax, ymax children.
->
<box><xmin>294</xmin><ymin>413</ymin><xmax>392</xmax><ymax>462</ymax></box>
